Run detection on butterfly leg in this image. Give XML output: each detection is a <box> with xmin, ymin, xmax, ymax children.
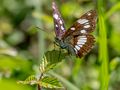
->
<box><xmin>53</xmin><ymin>41</ymin><xmax>56</xmax><ymax>50</ymax></box>
<box><xmin>67</xmin><ymin>45</ymin><xmax>76</xmax><ymax>56</ymax></box>
<box><xmin>58</xmin><ymin>47</ymin><xmax>62</xmax><ymax>61</ymax></box>
<box><xmin>53</xmin><ymin>41</ymin><xmax>60</xmax><ymax>51</ymax></box>
<box><xmin>54</xmin><ymin>41</ymin><xmax>60</xmax><ymax>47</ymax></box>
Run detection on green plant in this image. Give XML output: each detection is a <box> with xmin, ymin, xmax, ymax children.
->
<box><xmin>97</xmin><ymin>0</ymin><xmax>109</xmax><ymax>90</ymax></box>
<box><xmin>17</xmin><ymin>50</ymin><xmax>64</xmax><ymax>90</ymax></box>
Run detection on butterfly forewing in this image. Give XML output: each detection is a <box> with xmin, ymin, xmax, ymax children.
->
<box><xmin>62</xmin><ymin>10</ymin><xmax>97</xmax><ymax>39</ymax></box>
<box><xmin>52</xmin><ymin>2</ymin><xmax>66</xmax><ymax>39</ymax></box>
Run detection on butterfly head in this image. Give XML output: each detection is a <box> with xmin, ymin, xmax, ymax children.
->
<box><xmin>55</xmin><ymin>37</ymin><xmax>67</xmax><ymax>49</ymax></box>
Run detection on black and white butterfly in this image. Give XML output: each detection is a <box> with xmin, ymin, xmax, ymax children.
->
<box><xmin>52</xmin><ymin>1</ymin><xmax>97</xmax><ymax>58</ymax></box>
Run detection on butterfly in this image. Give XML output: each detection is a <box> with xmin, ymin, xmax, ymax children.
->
<box><xmin>52</xmin><ymin>1</ymin><xmax>97</xmax><ymax>58</ymax></box>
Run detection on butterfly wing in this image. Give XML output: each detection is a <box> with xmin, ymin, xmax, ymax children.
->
<box><xmin>72</xmin><ymin>34</ymin><xmax>95</xmax><ymax>57</ymax></box>
<box><xmin>62</xmin><ymin>10</ymin><xmax>97</xmax><ymax>39</ymax></box>
<box><xmin>52</xmin><ymin>1</ymin><xmax>66</xmax><ymax>39</ymax></box>
<box><xmin>63</xmin><ymin>10</ymin><xmax>97</xmax><ymax>57</ymax></box>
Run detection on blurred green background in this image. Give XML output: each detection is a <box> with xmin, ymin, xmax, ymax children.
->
<box><xmin>0</xmin><ymin>0</ymin><xmax>120</xmax><ymax>90</ymax></box>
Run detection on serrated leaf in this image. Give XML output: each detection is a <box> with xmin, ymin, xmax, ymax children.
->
<box><xmin>39</xmin><ymin>50</ymin><xmax>65</xmax><ymax>73</ymax></box>
<box><xmin>45</xmin><ymin>64</ymin><xmax>56</xmax><ymax>72</ymax></box>
<box><xmin>39</xmin><ymin>76</ymin><xmax>63</xmax><ymax>88</ymax></box>
<box><xmin>17</xmin><ymin>75</ymin><xmax>37</xmax><ymax>85</ymax></box>
<box><xmin>39</xmin><ymin>56</ymin><xmax>48</xmax><ymax>73</ymax></box>
<box><xmin>39</xmin><ymin>55</ymin><xmax>56</xmax><ymax>73</ymax></box>
<box><xmin>45</xmin><ymin>50</ymin><xmax>65</xmax><ymax>64</ymax></box>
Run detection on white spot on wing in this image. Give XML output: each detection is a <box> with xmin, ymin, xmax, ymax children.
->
<box><xmin>77</xmin><ymin>19</ymin><xmax>89</xmax><ymax>24</ymax></box>
<box><xmin>81</xmin><ymin>37</ymin><xmax>87</xmax><ymax>40</ymax></box>
<box><xmin>59</xmin><ymin>20</ymin><xmax>63</xmax><ymax>24</ymax></box>
<box><xmin>61</xmin><ymin>26</ymin><xmax>64</xmax><ymax>30</ymax></box>
<box><xmin>77</xmin><ymin>40</ymin><xmax>86</xmax><ymax>45</ymax></box>
<box><xmin>88</xmin><ymin>13</ymin><xmax>91</xmax><ymax>16</ymax></box>
<box><xmin>56</xmin><ymin>25</ymin><xmax>58</xmax><ymax>27</ymax></box>
<box><xmin>71</xmin><ymin>27</ymin><xmax>75</xmax><ymax>30</ymax></box>
<box><xmin>84</xmin><ymin>25</ymin><xmax>90</xmax><ymax>28</ymax></box>
<box><xmin>74</xmin><ymin>48</ymin><xmax>78</xmax><ymax>54</ymax></box>
<box><xmin>81</xmin><ymin>30</ymin><xmax>86</xmax><ymax>33</ymax></box>
<box><xmin>75</xmin><ymin>45</ymin><xmax>80</xmax><ymax>50</ymax></box>
<box><xmin>78</xmin><ymin>44</ymin><xmax>83</xmax><ymax>47</ymax></box>
<box><xmin>53</xmin><ymin>14</ymin><xmax>59</xmax><ymax>19</ymax></box>
<box><xmin>85</xmin><ymin>22</ymin><xmax>89</xmax><ymax>25</ymax></box>
<box><xmin>52</xmin><ymin>6</ymin><xmax>55</xmax><ymax>9</ymax></box>
<box><xmin>52</xmin><ymin>2</ymin><xmax>56</xmax><ymax>9</ymax></box>
<box><xmin>77</xmin><ymin>42</ymin><xmax>85</xmax><ymax>45</ymax></box>
<box><xmin>77</xmin><ymin>36</ymin><xmax>87</xmax><ymax>45</ymax></box>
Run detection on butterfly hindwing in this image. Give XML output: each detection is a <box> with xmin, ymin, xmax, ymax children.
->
<box><xmin>73</xmin><ymin>34</ymin><xmax>95</xmax><ymax>57</ymax></box>
<box><xmin>52</xmin><ymin>2</ymin><xmax>66</xmax><ymax>39</ymax></box>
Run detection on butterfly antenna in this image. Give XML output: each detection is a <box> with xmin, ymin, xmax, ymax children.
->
<box><xmin>36</xmin><ymin>26</ymin><xmax>49</xmax><ymax>33</ymax></box>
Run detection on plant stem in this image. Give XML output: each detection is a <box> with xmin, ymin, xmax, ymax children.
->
<box><xmin>97</xmin><ymin>0</ymin><xmax>109</xmax><ymax>90</ymax></box>
<box><xmin>38</xmin><ymin>85</ymin><xmax>42</xmax><ymax>90</ymax></box>
<box><xmin>37</xmin><ymin>72</ymin><xmax>44</xmax><ymax>90</ymax></box>
<box><xmin>49</xmin><ymin>71</ymin><xmax>79</xmax><ymax>90</ymax></box>
<box><xmin>39</xmin><ymin>73</ymin><xmax>44</xmax><ymax>80</ymax></box>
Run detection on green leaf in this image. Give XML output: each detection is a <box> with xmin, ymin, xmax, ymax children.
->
<box><xmin>39</xmin><ymin>56</ymin><xmax>48</xmax><ymax>73</ymax></box>
<box><xmin>45</xmin><ymin>50</ymin><xmax>65</xmax><ymax>64</ymax></box>
<box><xmin>97</xmin><ymin>1</ymin><xmax>109</xmax><ymax>90</ymax></box>
<box><xmin>45</xmin><ymin>63</ymin><xmax>56</xmax><ymax>72</ymax></box>
<box><xmin>39</xmin><ymin>50</ymin><xmax>65</xmax><ymax>73</ymax></box>
<box><xmin>0</xmin><ymin>79</ymin><xmax>33</xmax><ymax>90</ymax></box>
<box><xmin>0</xmin><ymin>54</ymin><xmax>32</xmax><ymax>73</ymax></box>
<box><xmin>110</xmin><ymin>57</ymin><xmax>120</xmax><ymax>72</ymax></box>
<box><xmin>39</xmin><ymin>76</ymin><xmax>63</xmax><ymax>89</ymax></box>
<box><xmin>106</xmin><ymin>2</ymin><xmax>120</xmax><ymax>19</ymax></box>
<box><xmin>49</xmin><ymin>71</ymin><xmax>79</xmax><ymax>90</ymax></box>
<box><xmin>39</xmin><ymin>55</ymin><xmax>56</xmax><ymax>73</ymax></box>
<box><xmin>17</xmin><ymin>75</ymin><xmax>37</xmax><ymax>85</ymax></box>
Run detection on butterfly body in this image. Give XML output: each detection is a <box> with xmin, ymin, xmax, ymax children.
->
<box><xmin>55</xmin><ymin>37</ymin><xmax>68</xmax><ymax>49</ymax></box>
<box><xmin>52</xmin><ymin>1</ymin><xmax>97</xmax><ymax>58</ymax></box>
<box><xmin>55</xmin><ymin>35</ymin><xmax>77</xmax><ymax>56</ymax></box>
